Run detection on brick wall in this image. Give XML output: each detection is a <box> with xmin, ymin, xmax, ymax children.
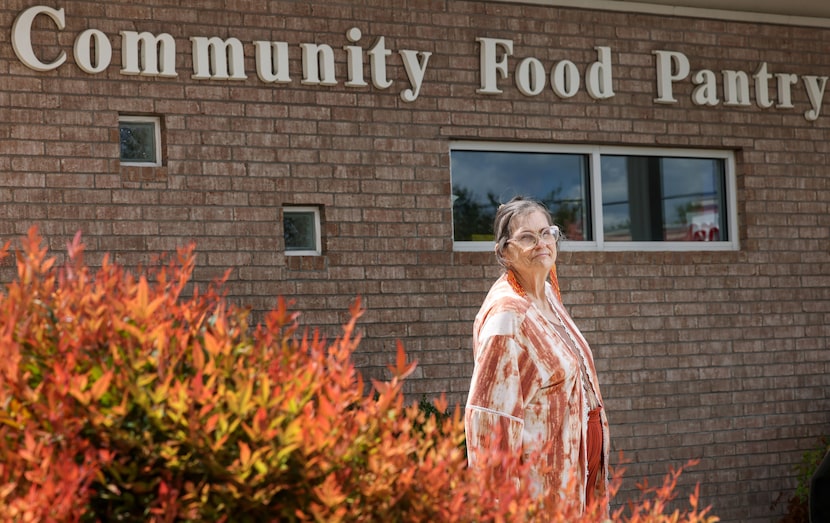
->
<box><xmin>1</xmin><ymin>1</ymin><xmax>829</xmax><ymax>520</ymax></box>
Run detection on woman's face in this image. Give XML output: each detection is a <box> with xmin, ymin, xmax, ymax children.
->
<box><xmin>503</xmin><ymin>210</ymin><xmax>557</xmax><ymax>276</ymax></box>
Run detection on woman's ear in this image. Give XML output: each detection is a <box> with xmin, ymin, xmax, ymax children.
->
<box><xmin>494</xmin><ymin>243</ymin><xmax>506</xmax><ymax>268</ymax></box>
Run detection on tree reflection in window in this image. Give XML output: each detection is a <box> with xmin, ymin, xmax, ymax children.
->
<box><xmin>451</xmin><ymin>150</ymin><xmax>591</xmax><ymax>242</ymax></box>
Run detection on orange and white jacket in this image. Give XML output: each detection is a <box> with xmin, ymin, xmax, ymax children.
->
<box><xmin>465</xmin><ymin>273</ymin><xmax>610</xmax><ymax>515</ymax></box>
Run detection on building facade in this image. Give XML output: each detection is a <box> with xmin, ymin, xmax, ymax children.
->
<box><xmin>2</xmin><ymin>0</ymin><xmax>829</xmax><ymax>520</ymax></box>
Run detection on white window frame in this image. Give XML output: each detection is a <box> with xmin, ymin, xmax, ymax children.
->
<box><xmin>119</xmin><ymin>115</ymin><xmax>162</xmax><ymax>167</ymax></box>
<box><xmin>451</xmin><ymin>141</ymin><xmax>739</xmax><ymax>252</ymax></box>
<box><xmin>283</xmin><ymin>206</ymin><xmax>322</xmax><ymax>256</ymax></box>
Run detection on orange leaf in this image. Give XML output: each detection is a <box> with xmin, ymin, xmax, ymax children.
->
<box><xmin>239</xmin><ymin>441</ymin><xmax>251</xmax><ymax>465</ymax></box>
<box><xmin>204</xmin><ymin>414</ymin><xmax>219</xmax><ymax>433</ymax></box>
<box><xmin>90</xmin><ymin>370</ymin><xmax>113</xmax><ymax>401</ymax></box>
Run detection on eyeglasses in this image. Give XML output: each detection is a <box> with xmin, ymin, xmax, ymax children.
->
<box><xmin>507</xmin><ymin>225</ymin><xmax>561</xmax><ymax>250</ymax></box>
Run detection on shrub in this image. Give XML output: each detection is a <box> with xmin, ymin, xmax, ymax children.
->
<box><xmin>773</xmin><ymin>437</ymin><xmax>830</xmax><ymax>523</ymax></box>
<box><xmin>0</xmin><ymin>227</ymin><xmax>719</xmax><ymax>522</ymax></box>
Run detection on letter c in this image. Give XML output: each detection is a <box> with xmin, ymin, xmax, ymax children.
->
<box><xmin>12</xmin><ymin>6</ymin><xmax>67</xmax><ymax>72</ymax></box>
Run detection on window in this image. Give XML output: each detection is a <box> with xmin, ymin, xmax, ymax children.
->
<box><xmin>283</xmin><ymin>206</ymin><xmax>321</xmax><ymax>256</ymax></box>
<box><xmin>119</xmin><ymin>115</ymin><xmax>161</xmax><ymax>166</ymax></box>
<box><xmin>451</xmin><ymin>142</ymin><xmax>737</xmax><ymax>252</ymax></box>
<box><xmin>601</xmin><ymin>156</ymin><xmax>728</xmax><ymax>243</ymax></box>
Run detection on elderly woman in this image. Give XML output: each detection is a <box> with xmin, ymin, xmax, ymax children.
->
<box><xmin>465</xmin><ymin>196</ymin><xmax>610</xmax><ymax>515</ymax></box>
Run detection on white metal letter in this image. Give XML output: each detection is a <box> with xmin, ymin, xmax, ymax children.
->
<box><xmin>476</xmin><ymin>37</ymin><xmax>513</xmax><ymax>95</ymax></box>
<box><xmin>722</xmin><ymin>70</ymin><xmax>750</xmax><ymax>106</ymax></box>
<box><xmin>551</xmin><ymin>60</ymin><xmax>579</xmax><ymax>98</ymax></box>
<box><xmin>300</xmin><ymin>43</ymin><xmax>337</xmax><ymax>86</ymax></box>
<box><xmin>12</xmin><ymin>5</ymin><xmax>66</xmax><ymax>71</ymax></box>
<box><xmin>74</xmin><ymin>29</ymin><xmax>112</xmax><ymax>74</ymax></box>
<box><xmin>120</xmin><ymin>31</ymin><xmax>177</xmax><ymax>77</ymax></box>
<box><xmin>254</xmin><ymin>41</ymin><xmax>291</xmax><ymax>83</ymax></box>
<box><xmin>802</xmin><ymin>75</ymin><xmax>828</xmax><ymax>121</ymax></box>
<box><xmin>586</xmin><ymin>46</ymin><xmax>615</xmax><ymax>99</ymax></box>
<box><xmin>775</xmin><ymin>73</ymin><xmax>797</xmax><ymax>109</ymax></box>
<box><xmin>399</xmin><ymin>49</ymin><xmax>431</xmax><ymax>102</ymax></box>
<box><xmin>753</xmin><ymin>62</ymin><xmax>773</xmax><ymax>109</ymax></box>
<box><xmin>368</xmin><ymin>36</ymin><xmax>393</xmax><ymax>89</ymax></box>
<box><xmin>516</xmin><ymin>57</ymin><xmax>545</xmax><ymax>96</ymax></box>
<box><xmin>344</xmin><ymin>27</ymin><xmax>367</xmax><ymax>87</ymax></box>
<box><xmin>190</xmin><ymin>36</ymin><xmax>247</xmax><ymax>80</ymax></box>
<box><xmin>653</xmin><ymin>50</ymin><xmax>689</xmax><ymax>104</ymax></box>
<box><xmin>691</xmin><ymin>70</ymin><xmax>719</xmax><ymax>106</ymax></box>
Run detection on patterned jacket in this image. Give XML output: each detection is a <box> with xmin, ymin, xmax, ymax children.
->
<box><xmin>465</xmin><ymin>273</ymin><xmax>610</xmax><ymax>514</ymax></box>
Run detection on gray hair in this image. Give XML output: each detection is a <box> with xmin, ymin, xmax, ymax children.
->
<box><xmin>493</xmin><ymin>196</ymin><xmax>554</xmax><ymax>270</ymax></box>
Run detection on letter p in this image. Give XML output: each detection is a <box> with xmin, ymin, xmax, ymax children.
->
<box><xmin>653</xmin><ymin>50</ymin><xmax>690</xmax><ymax>104</ymax></box>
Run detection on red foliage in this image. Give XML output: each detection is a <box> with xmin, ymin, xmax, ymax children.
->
<box><xmin>0</xmin><ymin>227</ymin><xmax>719</xmax><ymax>522</ymax></box>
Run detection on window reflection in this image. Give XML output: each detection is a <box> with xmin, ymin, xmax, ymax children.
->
<box><xmin>451</xmin><ymin>150</ymin><xmax>591</xmax><ymax>242</ymax></box>
<box><xmin>284</xmin><ymin>211</ymin><xmax>317</xmax><ymax>251</ymax></box>
<box><xmin>601</xmin><ymin>156</ymin><xmax>727</xmax><ymax>242</ymax></box>
<box><xmin>120</xmin><ymin>122</ymin><xmax>157</xmax><ymax>163</ymax></box>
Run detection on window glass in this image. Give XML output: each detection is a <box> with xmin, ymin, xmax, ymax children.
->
<box><xmin>450</xmin><ymin>143</ymin><xmax>736</xmax><ymax>252</ymax></box>
<box><xmin>119</xmin><ymin>117</ymin><xmax>159</xmax><ymax>165</ymax></box>
<box><xmin>601</xmin><ymin>156</ymin><xmax>727</xmax><ymax>242</ymax></box>
<box><xmin>284</xmin><ymin>209</ymin><xmax>320</xmax><ymax>255</ymax></box>
<box><xmin>451</xmin><ymin>150</ymin><xmax>591</xmax><ymax>241</ymax></box>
